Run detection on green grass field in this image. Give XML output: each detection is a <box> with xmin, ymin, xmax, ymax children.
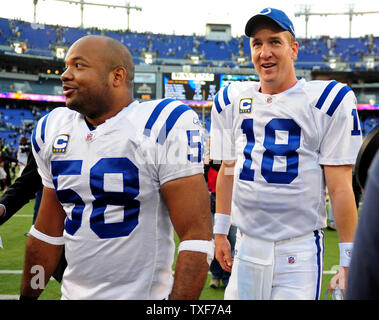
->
<box><xmin>0</xmin><ymin>199</ymin><xmax>340</xmax><ymax>300</ymax></box>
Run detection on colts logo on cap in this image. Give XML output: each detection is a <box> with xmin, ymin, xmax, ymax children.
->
<box><xmin>239</xmin><ymin>98</ymin><xmax>253</xmax><ymax>114</ymax></box>
<box><xmin>52</xmin><ymin>134</ymin><xmax>70</xmax><ymax>154</ymax></box>
<box><xmin>261</xmin><ymin>8</ymin><xmax>272</xmax><ymax>15</ymax></box>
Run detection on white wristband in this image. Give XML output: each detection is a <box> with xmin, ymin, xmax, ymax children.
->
<box><xmin>29</xmin><ymin>225</ymin><xmax>65</xmax><ymax>246</ymax></box>
<box><xmin>213</xmin><ymin>213</ymin><xmax>231</xmax><ymax>235</ymax></box>
<box><xmin>339</xmin><ymin>242</ymin><xmax>353</xmax><ymax>267</ymax></box>
<box><xmin>178</xmin><ymin>240</ymin><xmax>215</xmax><ymax>265</ymax></box>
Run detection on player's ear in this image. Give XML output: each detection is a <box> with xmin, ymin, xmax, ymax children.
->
<box><xmin>111</xmin><ymin>66</ymin><xmax>127</xmax><ymax>87</ymax></box>
<box><xmin>288</xmin><ymin>32</ymin><xmax>299</xmax><ymax>61</ymax></box>
<box><xmin>290</xmin><ymin>37</ymin><xmax>299</xmax><ymax>61</ymax></box>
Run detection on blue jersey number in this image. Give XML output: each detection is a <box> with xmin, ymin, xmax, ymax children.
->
<box><xmin>52</xmin><ymin>157</ymin><xmax>140</xmax><ymax>239</ymax></box>
<box><xmin>351</xmin><ymin>109</ymin><xmax>361</xmax><ymax>136</ymax></box>
<box><xmin>187</xmin><ymin>129</ymin><xmax>203</xmax><ymax>162</ymax></box>
<box><xmin>239</xmin><ymin>118</ymin><xmax>301</xmax><ymax>184</ymax></box>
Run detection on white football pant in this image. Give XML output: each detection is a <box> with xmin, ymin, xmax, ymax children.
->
<box><xmin>225</xmin><ymin>229</ymin><xmax>324</xmax><ymax>300</ymax></box>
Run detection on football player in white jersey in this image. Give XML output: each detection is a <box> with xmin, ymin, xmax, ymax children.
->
<box><xmin>20</xmin><ymin>35</ymin><xmax>213</xmax><ymax>300</ymax></box>
<box><xmin>211</xmin><ymin>8</ymin><xmax>362</xmax><ymax>299</ymax></box>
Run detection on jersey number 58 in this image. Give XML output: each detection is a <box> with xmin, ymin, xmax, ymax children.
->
<box><xmin>51</xmin><ymin>158</ymin><xmax>140</xmax><ymax>239</ymax></box>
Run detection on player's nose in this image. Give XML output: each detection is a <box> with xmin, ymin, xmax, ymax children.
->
<box><xmin>259</xmin><ymin>43</ymin><xmax>272</xmax><ymax>59</ymax></box>
<box><xmin>61</xmin><ymin>66</ymin><xmax>74</xmax><ymax>82</ymax></box>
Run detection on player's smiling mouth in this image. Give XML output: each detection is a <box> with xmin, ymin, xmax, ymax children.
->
<box><xmin>62</xmin><ymin>85</ymin><xmax>77</xmax><ymax>97</ymax></box>
<box><xmin>261</xmin><ymin>63</ymin><xmax>276</xmax><ymax>69</ymax></box>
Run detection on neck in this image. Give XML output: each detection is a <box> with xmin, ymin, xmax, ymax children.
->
<box><xmin>260</xmin><ymin>77</ymin><xmax>298</xmax><ymax>95</ymax></box>
<box><xmin>260</xmin><ymin>66</ymin><xmax>298</xmax><ymax>94</ymax></box>
<box><xmin>85</xmin><ymin>97</ymin><xmax>134</xmax><ymax>127</ymax></box>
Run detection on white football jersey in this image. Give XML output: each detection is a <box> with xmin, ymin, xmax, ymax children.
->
<box><xmin>210</xmin><ymin>79</ymin><xmax>362</xmax><ymax>241</ymax></box>
<box><xmin>31</xmin><ymin>98</ymin><xmax>204</xmax><ymax>300</ymax></box>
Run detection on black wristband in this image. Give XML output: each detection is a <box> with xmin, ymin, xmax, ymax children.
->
<box><xmin>19</xmin><ymin>294</ymin><xmax>39</xmax><ymax>301</ymax></box>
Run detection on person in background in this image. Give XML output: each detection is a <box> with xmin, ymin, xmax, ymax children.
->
<box><xmin>0</xmin><ymin>152</ymin><xmax>41</xmax><ymax>226</ymax></box>
<box><xmin>17</xmin><ymin>135</ymin><xmax>30</xmax><ymax>177</ymax></box>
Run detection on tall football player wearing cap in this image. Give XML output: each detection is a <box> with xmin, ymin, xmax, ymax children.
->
<box><xmin>210</xmin><ymin>8</ymin><xmax>362</xmax><ymax>299</ymax></box>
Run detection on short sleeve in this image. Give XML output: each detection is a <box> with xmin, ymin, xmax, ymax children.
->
<box><xmin>318</xmin><ymin>88</ymin><xmax>363</xmax><ymax>165</ymax></box>
<box><xmin>156</xmin><ymin>107</ymin><xmax>204</xmax><ymax>185</ymax></box>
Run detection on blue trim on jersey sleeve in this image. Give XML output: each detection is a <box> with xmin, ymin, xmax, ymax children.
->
<box><xmin>223</xmin><ymin>84</ymin><xmax>231</xmax><ymax>106</ymax></box>
<box><xmin>214</xmin><ymin>85</ymin><xmax>231</xmax><ymax>114</ymax></box>
<box><xmin>326</xmin><ymin>85</ymin><xmax>352</xmax><ymax>116</ymax></box>
<box><xmin>40</xmin><ymin>114</ymin><xmax>49</xmax><ymax>143</ymax></box>
<box><xmin>31</xmin><ymin>125</ymin><xmax>40</xmax><ymax>153</ymax></box>
<box><xmin>156</xmin><ymin>104</ymin><xmax>191</xmax><ymax>145</ymax></box>
<box><xmin>143</xmin><ymin>98</ymin><xmax>176</xmax><ymax>136</ymax></box>
<box><xmin>214</xmin><ymin>91</ymin><xmax>222</xmax><ymax>113</ymax></box>
<box><xmin>314</xmin><ymin>80</ymin><xmax>338</xmax><ymax>110</ymax></box>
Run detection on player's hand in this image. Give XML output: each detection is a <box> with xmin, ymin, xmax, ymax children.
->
<box><xmin>0</xmin><ymin>205</ymin><xmax>4</xmax><ymax>218</ymax></box>
<box><xmin>215</xmin><ymin>234</ymin><xmax>233</xmax><ymax>272</ymax></box>
<box><xmin>328</xmin><ymin>266</ymin><xmax>348</xmax><ymax>296</ymax></box>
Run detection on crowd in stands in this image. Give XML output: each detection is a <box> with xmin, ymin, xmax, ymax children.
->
<box><xmin>0</xmin><ymin>101</ymin><xmax>53</xmax><ymax>149</ymax></box>
<box><xmin>1</xmin><ymin>17</ymin><xmax>378</xmax><ymax>70</ymax></box>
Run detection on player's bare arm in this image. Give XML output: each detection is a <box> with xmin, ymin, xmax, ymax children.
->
<box><xmin>324</xmin><ymin>164</ymin><xmax>358</xmax><ymax>293</ymax></box>
<box><xmin>20</xmin><ymin>186</ymin><xmax>66</xmax><ymax>298</ymax></box>
<box><xmin>324</xmin><ymin>165</ymin><xmax>358</xmax><ymax>242</ymax></box>
<box><xmin>161</xmin><ymin>173</ymin><xmax>212</xmax><ymax>300</ymax></box>
<box><xmin>214</xmin><ymin>160</ymin><xmax>235</xmax><ymax>272</ymax></box>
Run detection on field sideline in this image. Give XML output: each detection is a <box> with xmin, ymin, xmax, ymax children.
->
<box><xmin>0</xmin><ymin>199</ymin><xmax>340</xmax><ymax>300</ymax></box>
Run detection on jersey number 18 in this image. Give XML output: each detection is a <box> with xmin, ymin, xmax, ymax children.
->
<box><xmin>239</xmin><ymin>118</ymin><xmax>301</xmax><ymax>184</ymax></box>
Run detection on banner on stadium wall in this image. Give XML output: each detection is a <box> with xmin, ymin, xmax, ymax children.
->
<box><xmin>357</xmin><ymin>104</ymin><xmax>379</xmax><ymax>111</ymax></box>
<box><xmin>0</xmin><ymin>92</ymin><xmax>65</xmax><ymax>103</ymax></box>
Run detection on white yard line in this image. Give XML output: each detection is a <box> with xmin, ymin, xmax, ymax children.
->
<box><xmin>0</xmin><ymin>295</ymin><xmax>19</xmax><ymax>300</ymax></box>
<box><xmin>13</xmin><ymin>214</ymin><xmax>33</xmax><ymax>217</ymax></box>
<box><xmin>0</xmin><ymin>270</ymin><xmax>22</xmax><ymax>274</ymax></box>
<box><xmin>0</xmin><ymin>270</ymin><xmax>57</xmax><ymax>280</ymax></box>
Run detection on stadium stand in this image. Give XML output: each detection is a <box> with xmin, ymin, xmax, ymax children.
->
<box><xmin>1</xmin><ymin>17</ymin><xmax>378</xmax><ymax>70</ymax></box>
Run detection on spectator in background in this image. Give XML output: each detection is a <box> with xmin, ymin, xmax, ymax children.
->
<box><xmin>16</xmin><ymin>135</ymin><xmax>30</xmax><ymax>176</ymax></box>
<box><xmin>0</xmin><ymin>151</ymin><xmax>7</xmax><ymax>191</ymax></box>
<box><xmin>0</xmin><ymin>145</ymin><xmax>17</xmax><ymax>189</ymax></box>
<box><xmin>0</xmin><ymin>152</ymin><xmax>41</xmax><ymax>225</ymax></box>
